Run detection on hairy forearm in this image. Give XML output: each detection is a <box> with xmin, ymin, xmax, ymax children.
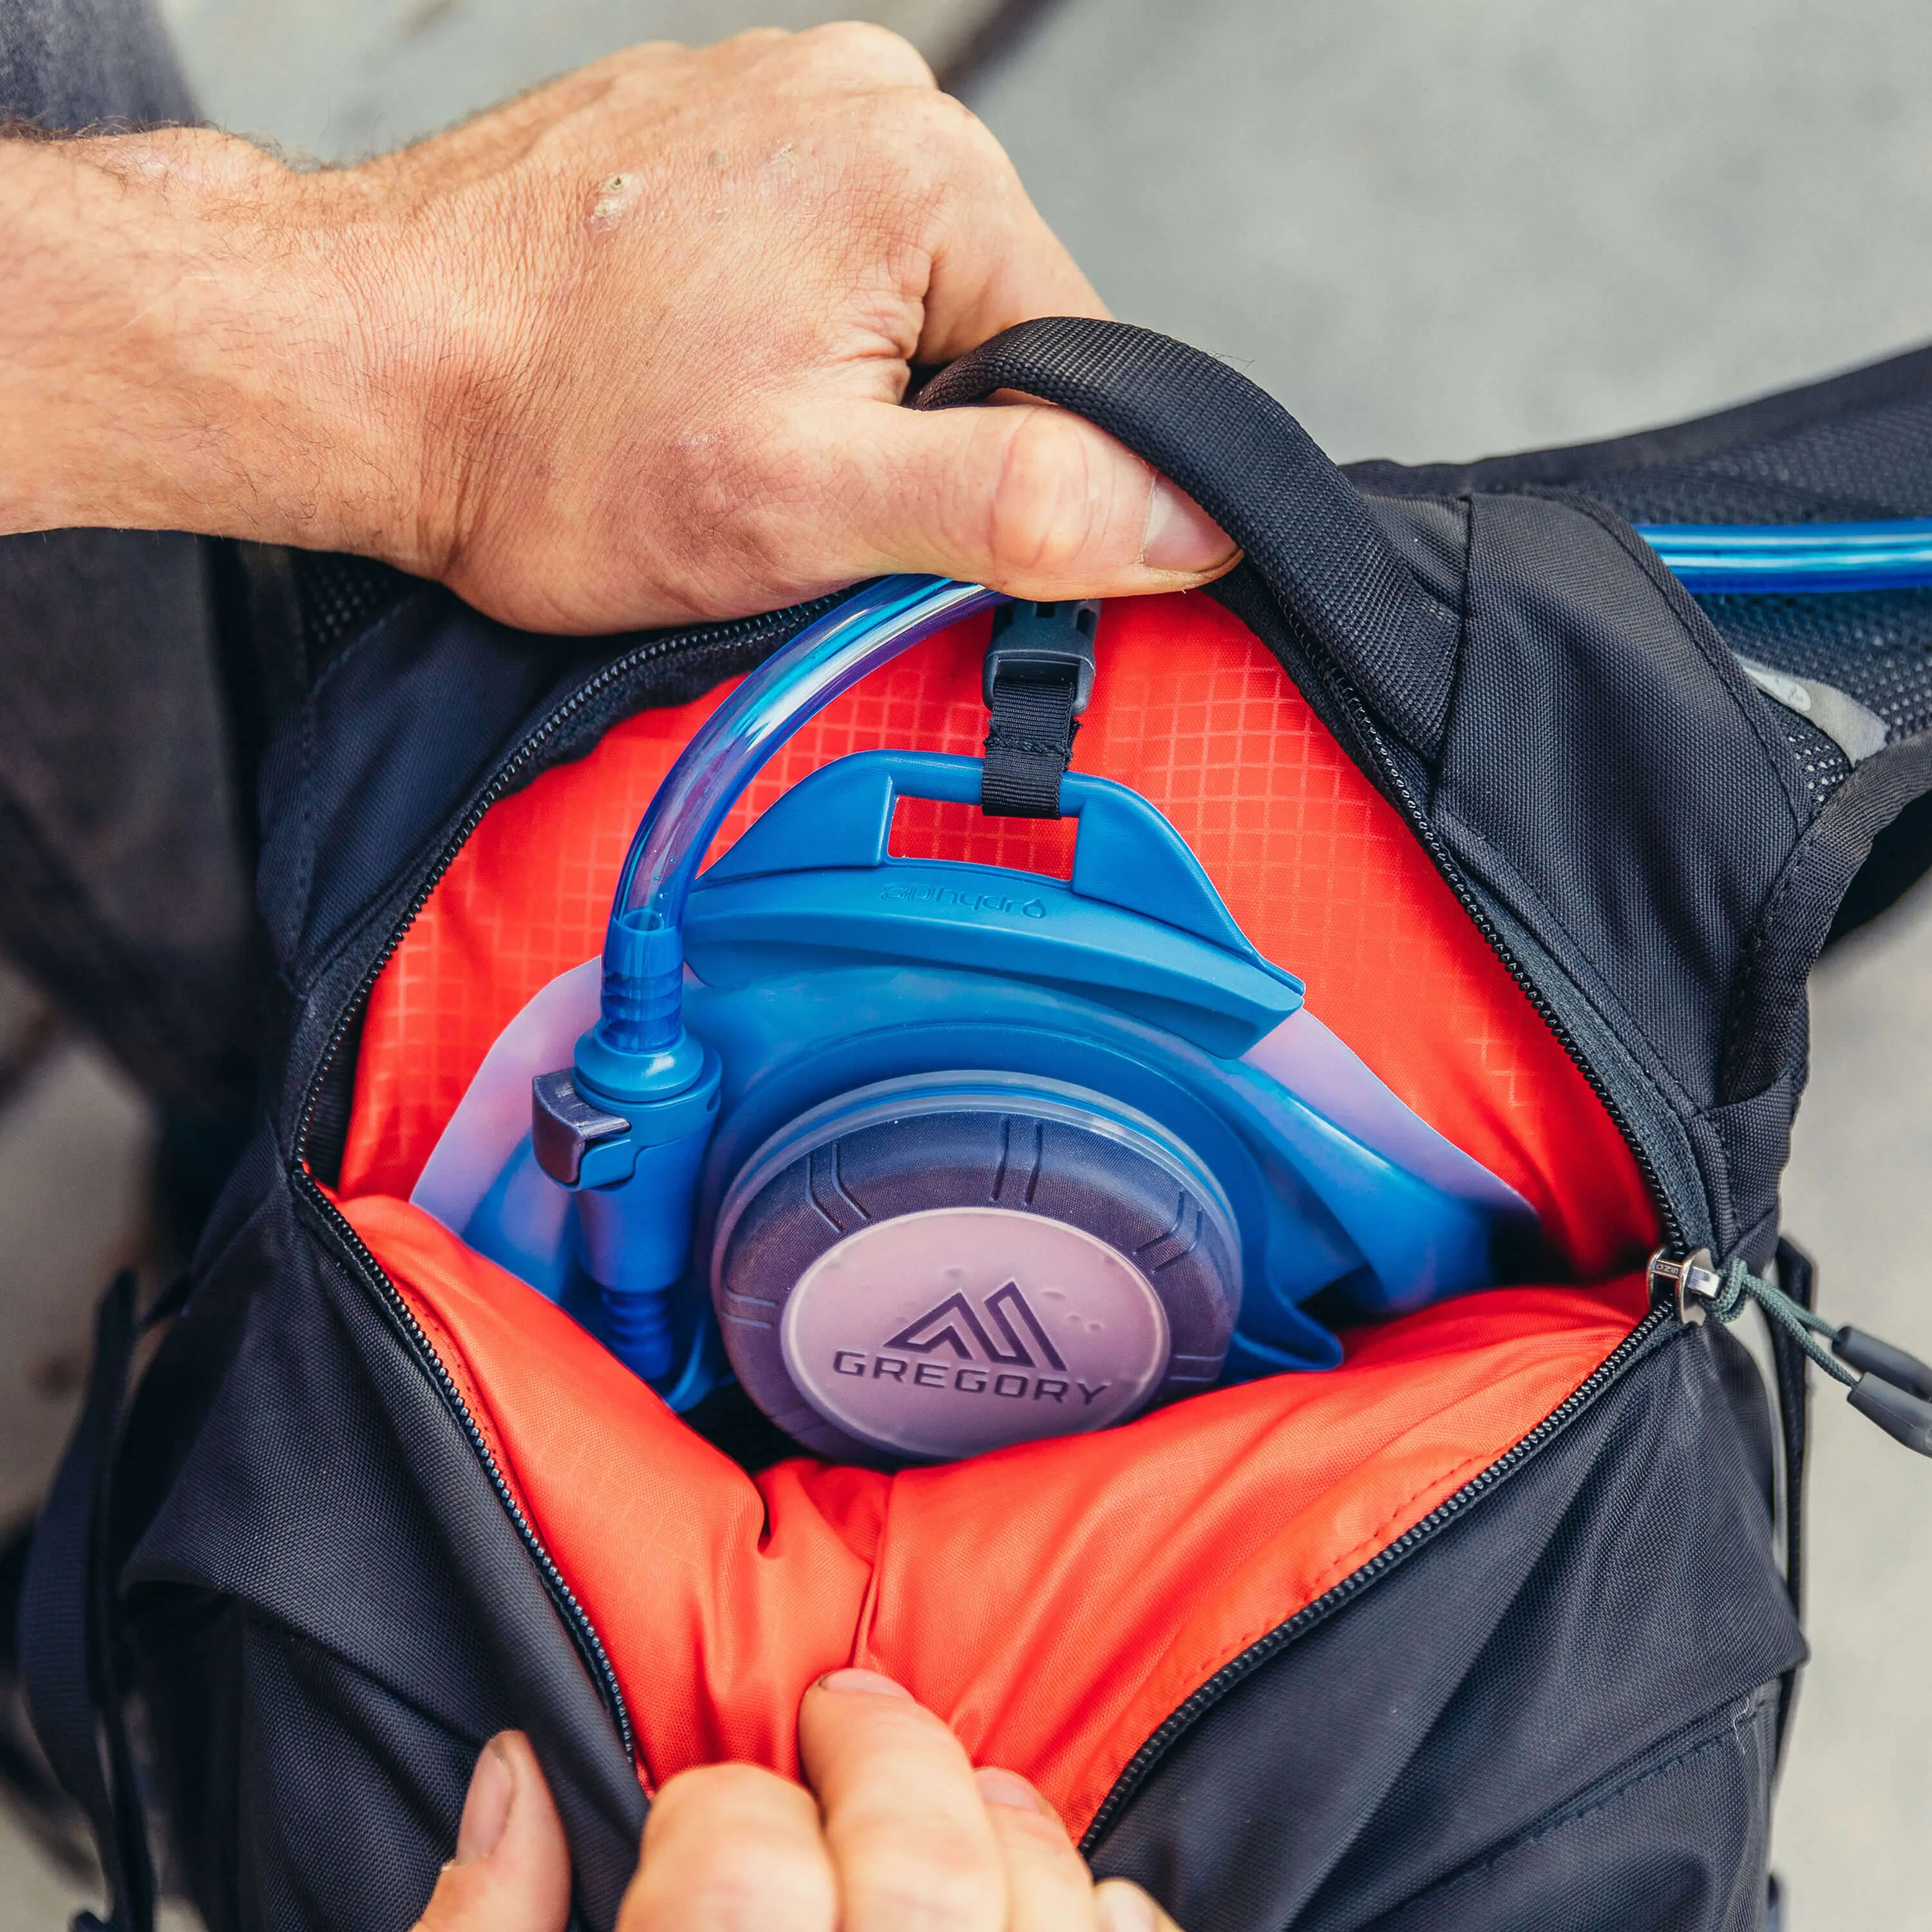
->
<box><xmin>0</xmin><ymin>128</ymin><xmax>437</xmax><ymax>558</ymax></box>
<box><xmin>0</xmin><ymin>32</ymin><xmax>1231</xmax><ymax>632</ymax></box>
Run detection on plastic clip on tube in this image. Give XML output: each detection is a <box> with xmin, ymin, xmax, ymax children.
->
<box><xmin>533</xmin><ymin>576</ymin><xmax>1005</xmax><ymax>1386</ymax></box>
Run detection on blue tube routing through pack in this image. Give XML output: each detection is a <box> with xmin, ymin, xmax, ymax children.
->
<box><xmin>1635</xmin><ymin>517</ymin><xmax>1932</xmax><ymax>594</ymax></box>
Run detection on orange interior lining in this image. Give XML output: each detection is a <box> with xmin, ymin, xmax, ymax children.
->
<box><xmin>341</xmin><ymin>1193</ymin><xmax>1645</xmax><ymax>1826</ymax></box>
<box><xmin>333</xmin><ymin>592</ymin><xmax>1660</xmax><ymax>1828</ymax></box>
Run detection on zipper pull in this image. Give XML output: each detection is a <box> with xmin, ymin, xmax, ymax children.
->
<box><xmin>1847</xmin><ymin>1374</ymin><xmax>1932</xmax><ymax>1455</ymax></box>
<box><xmin>1648</xmin><ymin>1247</ymin><xmax>1721</xmax><ymax>1326</ymax></box>
<box><xmin>1832</xmin><ymin>1324</ymin><xmax>1932</xmax><ymax>1399</ymax></box>
<box><xmin>1647</xmin><ymin>1248</ymin><xmax>1932</xmax><ymax>1458</ymax></box>
<box><xmin>1834</xmin><ymin>1325</ymin><xmax>1932</xmax><ymax>1454</ymax></box>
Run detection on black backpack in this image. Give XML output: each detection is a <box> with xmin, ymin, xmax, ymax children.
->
<box><xmin>26</xmin><ymin>318</ymin><xmax>1932</xmax><ymax>1932</ymax></box>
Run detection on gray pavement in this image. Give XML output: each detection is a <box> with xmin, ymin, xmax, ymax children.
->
<box><xmin>974</xmin><ymin>0</ymin><xmax>1932</xmax><ymax>465</ymax></box>
<box><xmin>8</xmin><ymin>0</ymin><xmax>1931</xmax><ymax>1923</ymax></box>
<box><xmin>151</xmin><ymin>0</ymin><xmax>999</xmax><ymax>158</ymax></box>
<box><xmin>1779</xmin><ymin>900</ymin><xmax>1932</xmax><ymax>1923</ymax></box>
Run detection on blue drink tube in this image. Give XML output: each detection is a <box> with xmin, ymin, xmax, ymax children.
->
<box><xmin>536</xmin><ymin>576</ymin><xmax>1003</xmax><ymax>1387</ymax></box>
<box><xmin>1635</xmin><ymin>518</ymin><xmax>1932</xmax><ymax>594</ymax></box>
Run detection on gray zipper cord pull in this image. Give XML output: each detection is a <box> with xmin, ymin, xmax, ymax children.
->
<box><xmin>1707</xmin><ymin>1256</ymin><xmax>1857</xmax><ymax>1385</ymax></box>
<box><xmin>1832</xmin><ymin>1324</ymin><xmax>1932</xmax><ymax>1400</ymax></box>
<box><xmin>1651</xmin><ymin>1248</ymin><xmax>1932</xmax><ymax>1456</ymax></box>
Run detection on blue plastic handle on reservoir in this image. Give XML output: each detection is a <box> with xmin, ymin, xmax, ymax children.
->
<box><xmin>1635</xmin><ymin>518</ymin><xmax>1932</xmax><ymax>594</ymax></box>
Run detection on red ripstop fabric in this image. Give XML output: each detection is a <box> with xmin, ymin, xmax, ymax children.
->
<box><xmin>332</xmin><ymin>592</ymin><xmax>1658</xmax><ymax>1828</ymax></box>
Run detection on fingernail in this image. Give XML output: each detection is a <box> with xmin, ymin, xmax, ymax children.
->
<box><xmin>1095</xmin><ymin>1880</ymin><xmax>1159</xmax><ymax>1932</ymax></box>
<box><xmin>974</xmin><ymin>1766</ymin><xmax>1050</xmax><ymax>1813</ymax></box>
<box><xmin>1142</xmin><ymin>475</ymin><xmax>1234</xmax><ymax>574</ymax></box>
<box><xmin>454</xmin><ymin>1736</ymin><xmax>516</xmax><ymax>1866</ymax></box>
<box><xmin>816</xmin><ymin>1667</ymin><xmax>914</xmax><ymax>1700</ymax></box>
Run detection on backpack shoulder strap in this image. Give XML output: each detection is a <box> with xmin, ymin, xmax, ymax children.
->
<box><xmin>19</xmin><ymin>1272</ymin><xmax>161</xmax><ymax>1932</ymax></box>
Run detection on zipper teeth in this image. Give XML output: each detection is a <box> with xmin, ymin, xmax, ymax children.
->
<box><xmin>1336</xmin><ymin>690</ymin><xmax>1685</xmax><ymax>1251</ymax></box>
<box><xmin>289</xmin><ymin>599</ymin><xmax>833</xmax><ymax>1767</ymax></box>
<box><xmin>297</xmin><ymin>1167</ymin><xmax>639</xmax><ymax>1756</ymax></box>
<box><xmin>1077</xmin><ymin>1296</ymin><xmax>1679</xmax><ymax>1852</ymax></box>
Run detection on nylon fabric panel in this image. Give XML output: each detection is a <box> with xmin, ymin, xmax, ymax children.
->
<box><xmin>122</xmin><ymin>1187</ymin><xmax>646</xmax><ymax>1931</ymax></box>
<box><xmin>231</xmin><ymin>1620</ymin><xmax>487</xmax><ymax>1932</ymax></box>
<box><xmin>340</xmin><ymin>1189</ymin><xmax>1642</xmax><ymax>1832</ymax></box>
<box><xmin>339</xmin><ymin>593</ymin><xmax>1654</xmax><ymax>1277</ymax></box>
<box><xmin>1088</xmin><ymin>1327</ymin><xmax>1802</xmax><ymax>1932</ymax></box>
<box><xmin>124</xmin><ymin>1230</ymin><xmax>519</xmax><ymax>1743</ymax></box>
<box><xmin>1331</xmin><ymin>1694</ymin><xmax>1781</xmax><ymax>1932</ymax></box>
<box><xmin>254</xmin><ymin>592</ymin><xmax>578</xmax><ymax>980</ymax></box>
<box><xmin>1444</xmin><ymin>495</ymin><xmax>1804</xmax><ymax>1107</ymax></box>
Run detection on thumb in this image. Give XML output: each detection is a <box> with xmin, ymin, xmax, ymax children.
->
<box><xmin>414</xmin><ymin>1732</ymin><xmax>571</xmax><ymax>1932</ymax></box>
<box><xmin>1096</xmin><ymin>1877</ymin><xmax>1188</xmax><ymax>1931</ymax></box>
<box><xmin>811</xmin><ymin>395</ymin><xmax>1238</xmax><ymax>601</ymax></box>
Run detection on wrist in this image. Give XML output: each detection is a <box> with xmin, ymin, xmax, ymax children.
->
<box><xmin>0</xmin><ymin>128</ymin><xmax>445</xmax><ymax>564</ymax></box>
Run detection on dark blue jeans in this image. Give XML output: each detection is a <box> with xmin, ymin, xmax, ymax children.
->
<box><xmin>1</xmin><ymin>0</ymin><xmax>256</xmax><ymax>1117</ymax></box>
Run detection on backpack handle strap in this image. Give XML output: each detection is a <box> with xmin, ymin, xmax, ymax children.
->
<box><xmin>916</xmin><ymin>317</ymin><xmax>1459</xmax><ymax>751</ymax></box>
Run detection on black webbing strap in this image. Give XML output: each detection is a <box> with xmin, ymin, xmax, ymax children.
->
<box><xmin>1765</xmin><ymin>1237</ymin><xmax>1814</xmax><ymax>1772</ymax></box>
<box><xmin>18</xmin><ymin>1271</ymin><xmax>159</xmax><ymax>1932</ymax></box>
<box><xmin>917</xmin><ymin>318</ymin><xmax>1456</xmax><ymax>754</ymax></box>
<box><xmin>980</xmin><ymin>600</ymin><xmax>1099</xmax><ymax>818</ymax></box>
<box><xmin>983</xmin><ymin>671</ymin><xmax>1080</xmax><ymax>817</ymax></box>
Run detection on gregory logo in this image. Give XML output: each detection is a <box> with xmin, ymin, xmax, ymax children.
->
<box><xmin>884</xmin><ymin>1282</ymin><xmax>1067</xmax><ymax>1370</ymax></box>
<box><xmin>778</xmin><ymin>1206</ymin><xmax>1171</xmax><ymax>1457</ymax></box>
<box><xmin>828</xmin><ymin>1282</ymin><xmax>1113</xmax><ymax>1407</ymax></box>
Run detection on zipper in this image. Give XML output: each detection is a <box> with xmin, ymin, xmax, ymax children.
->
<box><xmin>296</xmin><ymin>1165</ymin><xmax>639</xmax><ymax>1752</ymax></box>
<box><xmin>289</xmin><ymin>596</ymin><xmax>836</xmax><ymax>1764</ymax></box>
<box><xmin>1077</xmin><ymin>1294</ymin><xmax>1681</xmax><ymax>1851</ymax></box>
<box><xmin>291</xmin><ymin>597</ymin><xmax>837</xmax><ymax>1165</ymax></box>
<box><xmin>1074</xmin><ymin>665</ymin><xmax>1698</xmax><ymax>1843</ymax></box>
<box><xmin>284</xmin><ymin>587</ymin><xmax>1694</xmax><ymax>1785</ymax></box>
<box><xmin>1332</xmin><ymin>688</ymin><xmax>1687</xmax><ymax>1254</ymax></box>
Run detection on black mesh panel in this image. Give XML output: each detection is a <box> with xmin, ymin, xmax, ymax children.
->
<box><xmin>1699</xmin><ymin>590</ymin><xmax>1932</xmax><ymax>740</ymax></box>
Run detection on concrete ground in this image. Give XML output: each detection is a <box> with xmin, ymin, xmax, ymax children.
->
<box><xmin>6</xmin><ymin>0</ymin><xmax>1929</xmax><ymax>1924</ymax></box>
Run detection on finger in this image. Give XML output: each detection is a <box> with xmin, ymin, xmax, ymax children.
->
<box><xmin>911</xmin><ymin>106</ymin><xmax>1111</xmax><ymax>357</ymax></box>
<box><xmin>781</xmin><ymin>20</ymin><xmax>938</xmax><ymax>93</ymax></box>
<box><xmin>924</xmin><ymin>211</ymin><xmax>1110</xmax><ymax>361</ymax></box>
<box><xmin>974</xmin><ymin>1767</ymin><xmax>1099</xmax><ymax>1932</ymax></box>
<box><xmin>1095</xmin><ymin>1878</ymin><xmax>1188</xmax><ymax>1932</ymax></box>
<box><xmin>799</xmin><ymin>1668</ymin><xmax>1005</xmax><ymax>1932</ymax></box>
<box><xmin>413</xmin><ymin>1732</ymin><xmax>571</xmax><ymax>1932</ymax></box>
<box><xmin>806</xmin><ymin>396</ymin><xmax>1238</xmax><ymax>599</ymax></box>
<box><xmin>619</xmin><ymin>1761</ymin><xmax>835</xmax><ymax>1932</ymax></box>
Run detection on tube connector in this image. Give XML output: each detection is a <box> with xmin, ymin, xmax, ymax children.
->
<box><xmin>576</xmin><ymin>914</ymin><xmax>706</xmax><ymax>1104</ymax></box>
<box><xmin>531</xmin><ymin>1042</ymin><xmax>723</xmax><ymax>1387</ymax></box>
<box><xmin>541</xmin><ymin>576</ymin><xmax>1003</xmax><ymax>1390</ymax></box>
<box><xmin>593</xmin><ymin>910</ymin><xmax>687</xmax><ymax>1054</ymax></box>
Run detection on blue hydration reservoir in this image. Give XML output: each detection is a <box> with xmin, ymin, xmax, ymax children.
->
<box><xmin>441</xmin><ymin>575</ymin><xmax>1539</xmax><ymax>1464</ymax></box>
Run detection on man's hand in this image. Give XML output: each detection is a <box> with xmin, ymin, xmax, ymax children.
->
<box><xmin>0</xmin><ymin>26</ymin><xmax>1233</xmax><ymax>632</ymax></box>
<box><xmin>415</xmin><ymin>1669</ymin><xmax>1181</xmax><ymax>1932</ymax></box>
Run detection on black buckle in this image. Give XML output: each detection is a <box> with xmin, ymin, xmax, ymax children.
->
<box><xmin>981</xmin><ymin>600</ymin><xmax>1099</xmax><ymax>715</ymax></box>
<box><xmin>980</xmin><ymin>601</ymin><xmax>1100</xmax><ymax>819</ymax></box>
